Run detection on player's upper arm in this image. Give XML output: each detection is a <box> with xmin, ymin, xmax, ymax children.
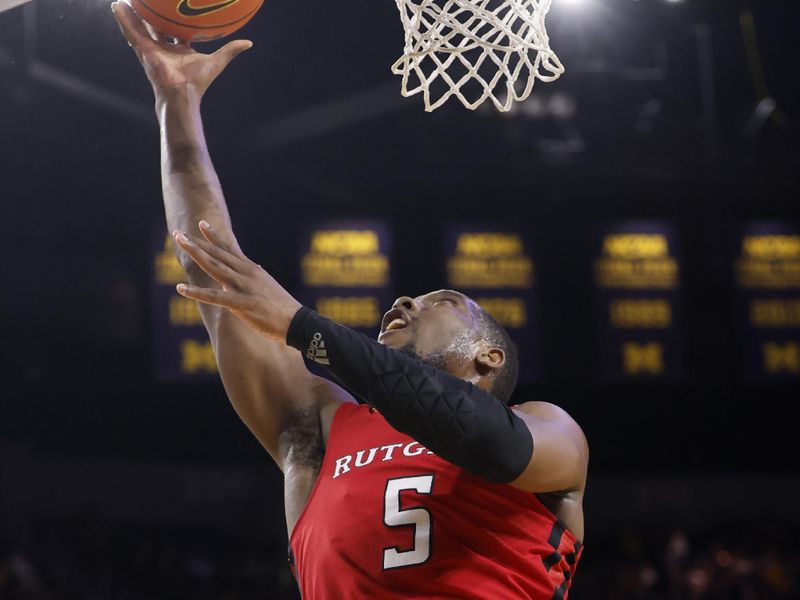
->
<box><xmin>508</xmin><ymin>402</ymin><xmax>588</xmax><ymax>494</ymax></box>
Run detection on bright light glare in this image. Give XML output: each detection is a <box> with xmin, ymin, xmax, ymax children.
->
<box><xmin>559</xmin><ymin>0</ymin><xmax>598</xmax><ymax>9</ymax></box>
<box><xmin>0</xmin><ymin>0</ymin><xmax>35</xmax><ymax>12</ymax></box>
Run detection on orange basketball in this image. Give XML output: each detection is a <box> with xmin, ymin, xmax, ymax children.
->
<box><xmin>130</xmin><ymin>0</ymin><xmax>264</xmax><ymax>43</ymax></box>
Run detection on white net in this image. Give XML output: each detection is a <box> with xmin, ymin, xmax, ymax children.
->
<box><xmin>391</xmin><ymin>0</ymin><xmax>564</xmax><ymax>112</ymax></box>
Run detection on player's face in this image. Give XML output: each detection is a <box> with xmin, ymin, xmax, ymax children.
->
<box><xmin>378</xmin><ymin>290</ymin><xmax>478</xmax><ymax>366</ymax></box>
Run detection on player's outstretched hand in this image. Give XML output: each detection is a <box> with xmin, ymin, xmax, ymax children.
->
<box><xmin>111</xmin><ymin>1</ymin><xmax>252</xmax><ymax>98</ymax></box>
<box><xmin>173</xmin><ymin>221</ymin><xmax>303</xmax><ymax>343</ymax></box>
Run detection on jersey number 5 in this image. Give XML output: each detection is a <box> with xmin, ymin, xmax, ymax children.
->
<box><xmin>382</xmin><ymin>475</ymin><xmax>434</xmax><ymax>570</ymax></box>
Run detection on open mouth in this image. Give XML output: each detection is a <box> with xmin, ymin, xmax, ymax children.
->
<box><xmin>385</xmin><ymin>318</ymin><xmax>407</xmax><ymax>332</ymax></box>
<box><xmin>381</xmin><ymin>308</ymin><xmax>410</xmax><ymax>334</ymax></box>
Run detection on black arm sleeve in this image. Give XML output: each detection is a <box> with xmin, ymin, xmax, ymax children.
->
<box><xmin>286</xmin><ymin>306</ymin><xmax>533</xmax><ymax>483</ymax></box>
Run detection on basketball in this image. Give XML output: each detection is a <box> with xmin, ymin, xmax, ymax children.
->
<box><xmin>130</xmin><ymin>0</ymin><xmax>263</xmax><ymax>43</ymax></box>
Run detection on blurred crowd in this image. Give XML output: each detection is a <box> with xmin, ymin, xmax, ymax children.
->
<box><xmin>571</xmin><ymin>520</ymin><xmax>798</xmax><ymax>599</ymax></box>
<box><xmin>0</xmin><ymin>518</ymin><xmax>297</xmax><ymax>600</ymax></box>
<box><xmin>1</xmin><ymin>517</ymin><xmax>797</xmax><ymax>599</ymax></box>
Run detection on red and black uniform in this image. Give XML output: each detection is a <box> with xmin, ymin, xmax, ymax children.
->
<box><xmin>290</xmin><ymin>403</ymin><xmax>582</xmax><ymax>599</ymax></box>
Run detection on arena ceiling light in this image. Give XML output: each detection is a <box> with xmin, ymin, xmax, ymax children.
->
<box><xmin>0</xmin><ymin>0</ymin><xmax>34</xmax><ymax>12</ymax></box>
<box><xmin>557</xmin><ymin>0</ymin><xmax>601</xmax><ymax>13</ymax></box>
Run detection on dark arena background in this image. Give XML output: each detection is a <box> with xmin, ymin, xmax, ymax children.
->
<box><xmin>1</xmin><ymin>0</ymin><xmax>799</xmax><ymax>598</ymax></box>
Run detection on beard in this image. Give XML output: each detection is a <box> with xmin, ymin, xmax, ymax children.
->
<box><xmin>396</xmin><ymin>342</ymin><xmax>449</xmax><ymax>372</ymax></box>
<box><xmin>395</xmin><ymin>328</ymin><xmax>477</xmax><ymax>374</ymax></box>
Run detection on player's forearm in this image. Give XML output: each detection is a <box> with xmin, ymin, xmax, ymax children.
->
<box><xmin>156</xmin><ymin>85</ymin><xmax>234</xmax><ymax>281</ymax></box>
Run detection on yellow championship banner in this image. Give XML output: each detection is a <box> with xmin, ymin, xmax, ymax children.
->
<box><xmin>734</xmin><ymin>222</ymin><xmax>800</xmax><ymax>380</ymax></box>
<box><xmin>299</xmin><ymin>221</ymin><xmax>394</xmax><ymax>336</ymax></box>
<box><xmin>593</xmin><ymin>222</ymin><xmax>684</xmax><ymax>381</ymax></box>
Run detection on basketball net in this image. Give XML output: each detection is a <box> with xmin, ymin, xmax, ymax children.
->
<box><xmin>391</xmin><ymin>0</ymin><xmax>564</xmax><ymax>112</ymax></box>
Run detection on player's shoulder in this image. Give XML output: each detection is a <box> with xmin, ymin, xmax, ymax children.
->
<box><xmin>512</xmin><ymin>400</ymin><xmax>574</xmax><ymax>420</ymax></box>
<box><xmin>512</xmin><ymin>401</ymin><xmax>588</xmax><ymax>447</ymax></box>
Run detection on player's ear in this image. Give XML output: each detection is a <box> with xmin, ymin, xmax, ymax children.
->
<box><xmin>475</xmin><ymin>343</ymin><xmax>505</xmax><ymax>377</ymax></box>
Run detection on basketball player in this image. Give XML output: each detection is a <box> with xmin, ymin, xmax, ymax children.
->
<box><xmin>112</xmin><ymin>2</ymin><xmax>588</xmax><ymax>597</ymax></box>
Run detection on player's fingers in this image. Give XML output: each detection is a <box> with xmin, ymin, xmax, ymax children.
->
<box><xmin>213</xmin><ymin>39</ymin><xmax>253</xmax><ymax>67</ymax></box>
<box><xmin>111</xmin><ymin>4</ymin><xmax>139</xmax><ymax>52</ymax></box>
<box><xmin>173</xmin><ymin>231</ymin><xmax>244</xmax><ymax>288</ymax></box>
<box><xmin>185</xmin><ymin>226</ymin><xmax>249</xmax><ymax>275</ymax></box>
<box><xmin>141</xmin><ymin>20</ymin><xmax>185</xmax><ymax>49</ymax></box>
<box><xmin>176</xmin><ymin>283</ymin><xmax>246</xmax><ymax>310</ymax></box>
<box><xmin>111</xmin><ymin>1</ymin><xmax>155</xmax><ymax>49</ymax></box>
<box><xmin>197</xmin><ymin>221</ymin><xmax>253</xmax><ymax>269</ymax></box>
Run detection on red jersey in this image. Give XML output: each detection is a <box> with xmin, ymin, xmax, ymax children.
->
<box><xmin>289</xmin><ymin>403</ymin><xmax>583</xmax><ymax>599</ymax></box>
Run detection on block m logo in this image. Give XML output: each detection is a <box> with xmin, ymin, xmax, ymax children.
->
<box><xmin>622</xmin><ymin>342</ymin><xmax>665</xmax><ymax>375</ymax></box>
<box><xmin>762</xmin><ymin>342</ymin><xmax>800</xmax><ymax>374</ymax></box>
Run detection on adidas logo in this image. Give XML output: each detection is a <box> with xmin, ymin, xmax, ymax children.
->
<box><xmin>306</xmin><ymin>332</ymin><xmax>330</xmax><ymax>365</ymax></box>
